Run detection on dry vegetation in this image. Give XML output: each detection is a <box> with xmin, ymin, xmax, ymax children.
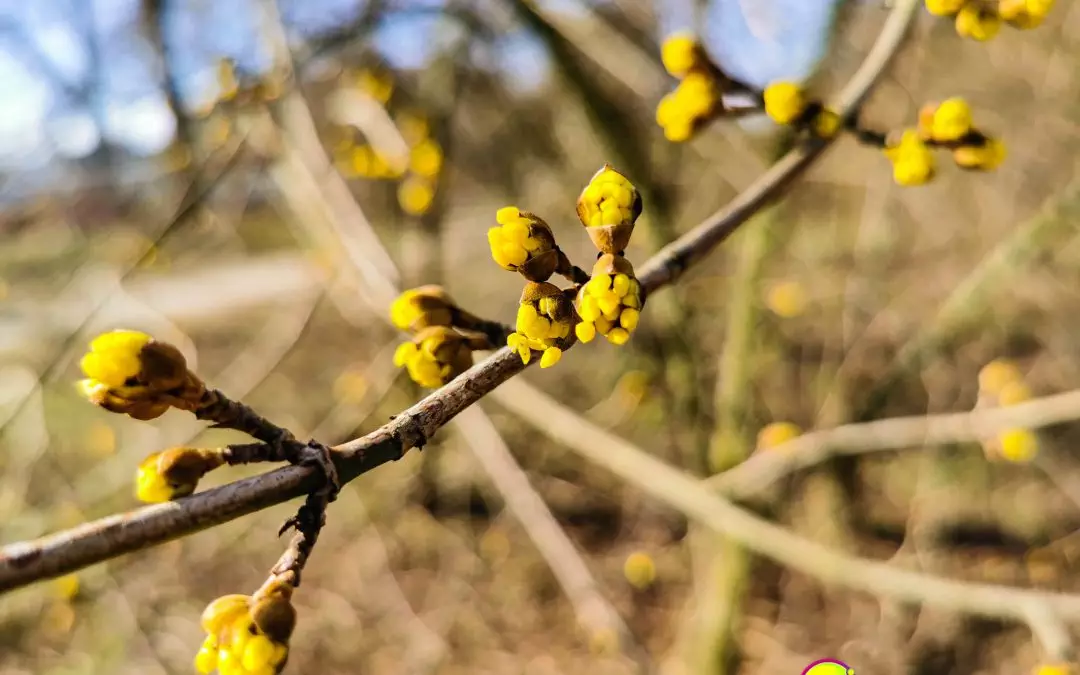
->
<box><xmin>2</xmin><ymin>1</ymin><xmax>1080</xmax><ymax>674</ymax></box>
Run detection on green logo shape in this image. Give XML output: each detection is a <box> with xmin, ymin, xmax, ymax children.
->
<box><xmin>801</xmin><ymin>659</ymin><xmax>854</xmax><ymax>675</ymax></box>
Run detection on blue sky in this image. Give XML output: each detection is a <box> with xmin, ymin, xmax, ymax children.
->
<box><xmin>0</xmin><ymin>0</ymin><xmax>843</xmax><ymax>182</ymax></box>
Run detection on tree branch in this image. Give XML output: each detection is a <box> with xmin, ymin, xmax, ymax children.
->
<box><xmin>488</xmin><ymin>378</ymin><xmax>1080</xmax><ymax>624</ymax></box>
<box><xmin>0</xmin><ymin>0</ymin><xmax>920</xmax><ymax>595</ymax></box>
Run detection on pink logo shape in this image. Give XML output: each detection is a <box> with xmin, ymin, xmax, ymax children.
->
<box><xmin>800</xmin><ymin>658</ymin><xmax>855</xmax><ymax>675</ymax></box>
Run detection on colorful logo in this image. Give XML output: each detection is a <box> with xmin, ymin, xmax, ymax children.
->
<box><xmin>800</xmin><ymin>659</ymin><xmax>854</xmax><ymax>675</ymax></box>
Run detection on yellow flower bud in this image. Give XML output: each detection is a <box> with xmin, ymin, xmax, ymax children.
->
<box><xmin>389</xmin><ymin>285</ymin><xmax>456</xmax><ymax>332</ymax></box>
<box><xmin>925</xmin><ymin>98</ymin><xmax>973</xmax><ymax>142</ymax></box>
<box><xmin>134</xmin><ymin>447</ymin><xmax>224</xmax><ymax>504</ymax></box>
<box><xmin>77</xmin><ymin>330</ymin><xmax>203</xmax><ymax>420</ymax></box>
<box><xmin>660</xmin><ymin>33</ymin><xmax>704</xmax><ymax>78</ymax></box>
<box><xmin>394</xmin><ymin>326</ymin><xmax>477</xmax><ymax>389</ymax></box>
<box><xmin>575</xmin><ymin>255</ymin><xmax>644</xmax><ymax>346</ymax></box>
<box><xmin>623</xmin><ymin>551</ymin><xmax>657</xmax><ymax>590</ymax></box>
<box><xmin>925</xmin><ymin>0</ymin><xmax>966</xmax><ymax>15</ymax></box>
<box><xmin>955</xmin><ymin>4</ymin><xmax>1002</xmax><ymax>40</ymax></box>
<box><xmin>883</xmin><ymin>129</ymin><xmax>935</xmax><ymax>186</ymax></box>
<box><xmin>953</xmin><ymin>136</ymin><xmax>1006</xmax><ymax>171</ymax></box>
<box><xmin>576</xmin><ymin>165</ymin><xmax>642</xmax><ymax>254</ymax></box>
<box><xmin>978</xmin><ymin>359</ymin><xmax>1023</xmax><ymax>395</ymax></box>
<box><xmin>508</xmin><ymin>282</ymin><xmax>578</xmax><ymax>366</ymax></box>
<box><xmin>763</xmin><ymin>81</ymin><xmax>806</xmax><ymax>125</ymax></box>
<box><xmin>488</xmin><ymin>207</ymin><xmax>560</xmax><ymax>281</ymax></box>
<box><xmin>998</xmin><ymin>428</ymin><xmax>1038</xmax><ymax>463</ymax></box>
<box><xmin>756</xmin><ymin>422</ymin><xmax>802</xmax><ymax>451</ymax></box>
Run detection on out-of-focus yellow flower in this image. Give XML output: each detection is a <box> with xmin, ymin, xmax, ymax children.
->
<box><xmin>883</xmin><ymin>130</ymin><xmax>935</xmax><ymax>186</ymax></box>
<box><xmin>660</xmin><ymin>32</ymin><xmax>704</xmax><ymax>78</ymax></box>
<box><xmin>398</xmin><ymin>175</ymin><xmax>436</xmax><ymax>215</ymax></box>
<box><xmin>196</xmin><ymin>585</ymin><xmax>293</xmax><ymax>675</ymax></box>
<box><xmin>955</xmin><ymin>4</ymin><xmax>1002</xmax><ymax>40</ymax></box>
<box><xmin>86</xmin><ymin>421</ymin><xmax>117</xmax><ymax>458</ymax></box>
<box><xmin>998</xmin><ymin>428</ymin><xmax>1038</xmax><ymax>463</ymax></box>
<box><xmin>756</xmin><ymin>422</ymin><xmax>802</xmax><ymax>451</ymax></box>
<box><xmin>507</xmin><ymin>282</ymin><xmax>577</xmax><ymax>368</ymax></box>
<box><xmin>978</xmin><ymin>359</ymin><xmax>1023</xmax><ymax>396</ymax></box>
<box><xmin>488</xmin><ymin>207</ymin><xmax>559</xmax><ymax>281</ymax></box>
<box><xmin>409</xmin><ymin>138</ymin><xmax>443</xmax><ymax>178</ymax></box>
<box><xmin>396</xmin><ymin>111</ymin><xmax>429</xmax><ymax>146</ymax></box>
<box><xmin>393</xmin><ymin>326</ymin><xmax>475</xmax><ymax>388</ymax></box>
<box><xmin>765</xmin><ymin>280</ymin><xmax>808</xmax><ymax>319</ymax></box>
<box><xmin>623</xmin><ymin>551</ymin><xmax>657</xmax><ymax>590</ymax></box>
<box><xmin>925</xmin><ymin>0</ymin><xmax>966</xmax><ymax>15</ymax></box>
<box><xmin>1034</xmin><ymin>664</ymin><xmax>1072</xmax><ymax>675</ymax></box>
<box><xmin>135</xmin><ymin>447</ymin><xmax>224</xmax><ymax>504</ymax></box>
<box><xmin>575</xmin><ymin>254</ymin><xmax>642</xmax><ymax>346</ymax></box>
<box><xmin>920</xmin><ymin>98</ymin><xmax>973</xmax><ymax>142</ymax></box>
<box><xmin>998</xmin><ymin>380</ymin><xmax>1033</xmax><ymax>406</ymax></box>
<box><xmin>811</xmin><ymin>108</ymin><xmax>842</xmax><ymax>138</ymax></box>
<box><xmin>1000</xmin><ymin>0</ymin><xmax>1054</xmax><ymax>27</ymax></box>
<box><xmin>953</xmin><ymin>136</ymin><xmax>1006</xmax><ymax>171</ymax></box>
<box><xmin>389</xmin><ymin>285</ymin><xmax>457</xmax><ymax>333</ymax></box>
<box><xmin>576</xmin><ymin>165</ymin><xmax>641</xmax><ymax>254</ymax></box>
<box><xmin>216</xmin><ymin>58</ymin><xmax>239</xmax><ymax>101</ymax></box>
<box><xmin>332</xmin><ymin>369</ymin><xmax>369</xmax><ymax>404</ymax></box>
<box><xmin>356</xmin><ymin>68</ymin><xmax>394</xmax><ymax>103</ymax></box>
<box><xmin>52</xmin><ymin>575</ymin><xmax>80</xmax><ymax>601</ymax></box>
<box><xmin>763</xmin><ymin>81</ymin><xmax>806</xmax><ymax>125</ymax></box>
<box><xmin>656</xmin><ymin>72</ymin><xmax>720</xmax><ymax>142</ymax></box>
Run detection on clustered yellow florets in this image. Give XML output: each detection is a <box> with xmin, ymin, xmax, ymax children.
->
<box><xmin>575</xmin><ymin>255</ymin><xmax>642</xmax><ymax>346</ymax></box>
<box><xmin>655</xmin><ymin>33</ymin><xmax>724</xmax><ymax>142</ymax></box>
<box><xmin>761</xmin><ymin>81</ymin><xmax>841</xmax><ymax>138</ymax></box>
<box><xmin>903</xmin><ymin>97</ymin><xmax>1007</xmax><ymax>178</ymax></box>
<box><xmin>487</xmin><ymin>207</ymin><xmax>559</xmax><ymax>281</ymax></box>
<box><xmin>925</xmin><ymin>0</ymin><xmax>1054</xmax><ymax>38</ymax></box>
<box><xmin>884</xmin><ymin>130</ymin><xmax>937</xmax><ymax>187</ymax></box>
<box><xmin>977</xmin><ymin>358</ymin><xmax>1039</xmax><ymax>463</ymax></box>
<box><xmin>575</xmin><ymin>164</ymin><xmax>641</xmax><ymax>254</ymax></box>
<box><xmin>77</xmin><ymin>329</ymin><xmax>202</xmax><ymax>420</ymax></box>
<box><xmin>196</xmin><ymin>586</ymin><xmax>293</xmax><ymax>675</ymax></box>
<box><xmin>393</xmin><ymin>326</ymin><xmax>476</xmax><ymax>389</ymax></box>
<box><xmin>756</xmin><ymin>422</ymin><xmax>803</xmax><ymax>451</ymax></box>
<box><xmin>507</xmin><ymin>283</ymin><xmax>577</xmax><ymax>368</ymax></box>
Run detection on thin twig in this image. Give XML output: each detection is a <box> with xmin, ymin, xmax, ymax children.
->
<box><xmin>708</xmin><ymin>388</ymin><xmax>1080</xmax><ymax>499</ymax></box>
<box><xmin>0</xmin><ymin>0</ymin><xmax>919</xmax><ymax>594</ymax></box>
<box><xmin>488</xmin><ymin>378</ymin><xmax>1080</xmax><ymax>623</ymax></box>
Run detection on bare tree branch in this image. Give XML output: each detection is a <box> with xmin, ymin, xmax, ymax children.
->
<box><xmin>0</xmin><ymin>0</ymin><xmax>919</xmax><ymax>595</ymax></box>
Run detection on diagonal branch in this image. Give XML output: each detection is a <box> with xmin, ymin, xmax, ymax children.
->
<box><xmin>488</xmin><ymin>377</ymin><xmax>1080</xmax><ymax>624</ymax></box>
<box><xmin>0</xmin><ymin>0</ymin><xmax>919</xmax><ymax>595</ymax></box>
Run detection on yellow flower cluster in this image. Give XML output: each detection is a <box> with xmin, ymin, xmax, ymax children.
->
<box><xmin>393</xmin><ymin>326</ymin><xmax>476</xmax><ymax>389</ymax></box>
<box><xmin>883</xmin><ymin>130</ymin><xmax>936</xmax><ymax>186</ymax></box>
<box><xmin>925</xmin><ymin>0</ymin><xmax>1054</xmax><ymax>38</ymax></box>
<box><xmin>507</xmin><ymin>283</ymin><xmax>577</xmax><ymax>368</ymax></box>
<box><xmin>761</xmin><ymin>81</ymin><xmax>842</xmax><ymax>138</ymax></box>
<box><xmin>755</xmin><ymin>422</ymin><xmax>802</xmax><ymax>451</ymax></box>
<box><xmin>655</xmin><ymin>33</ymin><xmax>722</xmax><ymax>142</ymax></box>
<box><xmin>134</xmin><ymin>447</ymin><xmax>224</xmax><ymax>504</ymax></box>
<box><xmin>575</xmin><ymin>164</ymin><xmax>641</xmax><ymax>254</ymax></box>
<box><xmin>977</xmin><ymin>358</ymin><xmax>1038</xmax><ymax>463</ymax></box>
<box><xmin>487</xmin><ymin>207</ymin><xmax>559</xmax><ymax>281</ymax></box>
<box><xmin>575</xmin><ymin>255</ymin><xmax>642</xmax><ymax>346</ymax></box>
<box><xmin>918</xmin><ymin>98</ymin><xmax>1007</xmax><ymax>172</ymax></box>
<box><xmin>77</xmin><ymin>329</ymin><xmax>201</xmax><ymax>420</ymax></box>
<box><xmin>196</xmin><ymin>587</ymin><xmax>293</xmax><ymax>675</ymax></box>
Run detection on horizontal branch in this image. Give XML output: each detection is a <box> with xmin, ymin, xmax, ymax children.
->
<box><xmin>710</xmin><ymin>388</ymin><xmax>1080</xmax><ymax>498</ymax></box>
<box><xmin>0</xmin><ymin>0</ymin><xmax>919</xmax><ymax>595</ymax></box>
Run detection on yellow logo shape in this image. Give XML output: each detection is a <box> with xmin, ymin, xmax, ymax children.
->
<box><xmin>802</xmin><ymin>659</ymin><xmax>854</xmax><ymax>675</ymax></box>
